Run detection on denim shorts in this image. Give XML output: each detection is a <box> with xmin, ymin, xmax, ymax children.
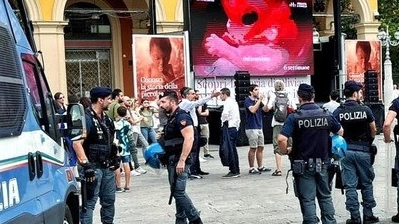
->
<box><xmin>120</xmin><ymin>155</ymin><xmax>131</xmax><ymax>163</ymax></box>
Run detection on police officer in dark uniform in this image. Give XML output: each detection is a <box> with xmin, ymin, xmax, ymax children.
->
<box><xmin>73</xmin><ymin>86</ymin><xmax>119</xmax><ymax>224</ymax></box>
<box><xmin>333</xmin><ymin>81</ymin><xmax>378</xmax><ymax>224</ymax></box>
<box><xmin>383</xmin><ymin>92</ymin><xmax>399</xmax><ymax>223</ymax></box>
<box><xmin>278</xmin><ymin>83</ymin><xmax>343</xmax><ymax>224</ymax></box>
<box><xmin>158</xmin><ymin>90</ymin><xmax>203</xmax><ymax>224</ymax></box>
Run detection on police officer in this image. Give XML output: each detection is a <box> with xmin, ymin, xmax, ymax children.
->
<box><xmin>158</xmin><ymin>90</ymin><xmax>203</xmax><ymax>224</ymax></box>
<box><xmin>383</xmin><ymin>92</ymin><xmax>399</xmax><ymax>223</ymax></box>
<box><xmin>73</xmin><ymin>86</ymin><xmax>118</xmax><ymax>224</ymax></box>
<box><xmin>333</xmin><ymin>80</ymin><xmax>378</xmax><ymax>224</ymax></box>
<box><xmin>278</xmin><ymin>83</ymin><xmax>343</xmax><ymax>224</ymax></box>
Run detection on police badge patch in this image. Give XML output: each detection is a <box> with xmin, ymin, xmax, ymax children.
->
<box><xmin>180</xmin><ymin>120</ymin><xmax>187</xmax><ymax>126</ymax></box>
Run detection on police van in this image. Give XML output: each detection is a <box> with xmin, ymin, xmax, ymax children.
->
<box><xmin>0</xmin><ymin>0</ymin><xmax>84</xmax><ymax>223</ymax></box>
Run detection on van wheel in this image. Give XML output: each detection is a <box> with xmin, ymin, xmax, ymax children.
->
<box><xmin>63</xmin><ymin>205</ymin><xmax>73</xmax><ymax>224</ymax></box>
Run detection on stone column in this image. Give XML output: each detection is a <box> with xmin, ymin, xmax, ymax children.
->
<box><xmin>354</xmin><ymin>22</ymin><xmax>381</xmax><ymax>40</ymax></box>
<box><xmin>32</xmin><ymin>21</ymin><xmax>69</xmax><ymax>99</ymax></box>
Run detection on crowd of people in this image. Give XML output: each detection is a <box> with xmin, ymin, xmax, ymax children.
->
<box><xmin>57</xmin><ymin>80</ymin><xmax>399</xmax><ymax>224</ymax></box>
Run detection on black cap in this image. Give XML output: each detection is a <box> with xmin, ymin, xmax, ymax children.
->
<box><xmin>298</xmin><ymin>83</ymin><xmax>315</xmax><ymax>93</ymax></box>
<box><xmin>90</xmin><ymin>87</ymin><xmax>112</xmax><ymax>98</ymax></box>
<box><xmin>344</xmin><ymin>80</ymin><xmax>362</xmax><ymax>92</ymax></box>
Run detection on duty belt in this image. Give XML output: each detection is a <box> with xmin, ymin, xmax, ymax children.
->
<box><xmin>347</xmin><ymin>144</ymin><xmax>370</xmax><ymax>152</ymax></box>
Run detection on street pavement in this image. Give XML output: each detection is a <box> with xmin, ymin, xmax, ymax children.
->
<box><xmin>94</xmin><ymin>134</ymin><xmax>399</xmax><ymax>224</ymax></box>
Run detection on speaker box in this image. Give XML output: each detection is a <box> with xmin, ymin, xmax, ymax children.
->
<box><xmin>234</xmin><ymin>71</ymin><xmax>250</xmax><ymax>80</ymax></box>
<box><xmin>364</xmin><ymin>70</ymin><xmax>379</xmax><ymax>103</ymax></box>
<box><xmin>234</xmin><ymin>80</ymin><xmax>250</xmax><ymax>86</ymax></box>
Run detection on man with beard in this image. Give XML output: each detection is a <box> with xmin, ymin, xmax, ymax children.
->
<box><xmin>107</xmin><ymin>88</ymin><xmax>124</xmax><ymax>121</ymax></box>
<box><xmin>179</xmin><ymin>87</ymin><xmax>220</xmax><ymax>179</ymax></box>
<box><xmin>72</xmin><ymin>86</ymin><xmax>118</xmax><ymax>224</ymax></box>
<box><xmin>158</xmin><ymin>90</ymin><xmax>203</xmax><ymax>224</ymax></box>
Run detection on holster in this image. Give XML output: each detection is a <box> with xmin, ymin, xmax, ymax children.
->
<box><xmin>370</xmin><ymin>144</ymin><xmax>377</xmax><ymax>165</ymax></box>
<box><xmin>292</xmin><ymin>160</ymin><xmax>305</xmax><ymax>175</ymax></box>
<box><xmin>334</xmin><ymin>167</ymin><xmax>345</xmax><ymax>194</ymax></box>
<box><xmin>327</xmin><ymin>164</ymin><xmax>338</xmax><ymax>184</ymax></box>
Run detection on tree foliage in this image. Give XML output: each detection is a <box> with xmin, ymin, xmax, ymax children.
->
<box><xmin>340</xmin><ymin>0</ymin><xmax>359</xmax><ymax>40</ymax></box>
<box><xmin>378</xmin><ymin>0</ymin><xmax>399</xmax><ymax>81</ymax></box>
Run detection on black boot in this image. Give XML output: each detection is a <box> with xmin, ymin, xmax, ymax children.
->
<box><xmin>363</xmin><ymin>215</ymin><xmax>379</xmax><ymax>224</ymax></box>
<box><xmin>346</xmin><ymin>217</ymin><xmax>361</xmax><ymax>224</ymax></box>
<box><xmin>189</xmin><ymin>217</ymin><xmax>203</xmax><ymax>224</ymax></box>
<box><xmin>175</xmin><ymin>218</ymin><xmax>187</xmax><ymax>224</ymax></box>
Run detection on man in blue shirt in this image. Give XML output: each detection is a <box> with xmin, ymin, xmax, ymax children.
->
<box><xmin>278</xmin><ymin>83</ymin><xmax>343</xmax><ymax>224</ymax></box>
<box><xmin>244</xmin><ymin>84</ymin><xmax>271</xmax><ymax>174</ymax></box>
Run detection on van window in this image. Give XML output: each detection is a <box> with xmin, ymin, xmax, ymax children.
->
<box><xmin>22</xmin><ymin>53</ymin><xmax>59</xmax><ymax>141</ymax></box>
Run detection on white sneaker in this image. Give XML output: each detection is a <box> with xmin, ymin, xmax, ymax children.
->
<box><xmin>199</xmin><ymin>157</ymin><xmax>207</xmax><ymax>163</ymax></box>
<box><xmin>131</xmin><ymin>170</ymin><xmax>141</xmax><ymax>176</ymax></box>
<box><xmin>136</xmin><ymin>166</ymin><xmax>147</xmax><ymax>174</ymax></box>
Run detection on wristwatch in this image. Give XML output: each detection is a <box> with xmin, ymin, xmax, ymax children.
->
<box><xmin>80</xmin><ymin>159</ymin><xmax>88</xmax><ymax>165</ymax></box>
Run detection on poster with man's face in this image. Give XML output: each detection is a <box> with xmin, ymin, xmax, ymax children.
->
<box><xmin>345</xmin><ymin>40</ymin><xmax>381</xmax><ymax>98</ymax></box>
<box><xmin>190</xmin><ymin>0</ymin><xmax>314</xmax><ymax>77</ymax></box>
<box><xmin>132</xmin><ymin>35</ymin><xmax>186</xmax><ymax>101</ymax></box>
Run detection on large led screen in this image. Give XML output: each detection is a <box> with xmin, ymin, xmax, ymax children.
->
<box><xmin>190</xmin><ymin>0</ymin><xmax>314</xmax><ymax>77</ymax></box>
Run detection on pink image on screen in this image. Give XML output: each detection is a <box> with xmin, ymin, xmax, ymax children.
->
<box><xmin>192</xmin><ymin>0</ymin><xmax>313</xmax><ymax>77</ymax></box>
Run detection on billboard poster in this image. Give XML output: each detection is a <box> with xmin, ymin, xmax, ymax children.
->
<box><xmin>190</xmin><ymin>0</ymin><xmax>314</xmax><ymax>77</ymax></box>
<box><xmin>132</xmin><ymin>34</ymin><xmax>186</xmax><ymax>101</ymax></box>
<box><xmin>345</xmin><ymin>40</ymin><xmax>382</xmax><ymax>98</ymax></box>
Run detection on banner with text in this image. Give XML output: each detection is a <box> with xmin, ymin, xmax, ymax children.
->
<box><xmin>194</xmin><ymin>76</ymin><xmax>310</xmax><ymax>106</ymax></box>
<box><xmin>133</xmin><ymin>34</ymin><xmax>186</xmax><ymax>101</ymax></box>
<box><xmin>345</xmin><ymin>40</ymin><xmax>382</xmax><ymax>99</ymax></box>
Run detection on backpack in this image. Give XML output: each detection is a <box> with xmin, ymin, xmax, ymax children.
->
<box><xmin>274</xmin><ymin>91</ymin><xmax>289</xmax><ymax>122</ymax></box>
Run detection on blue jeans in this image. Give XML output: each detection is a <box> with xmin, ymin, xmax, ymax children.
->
<box><xmin>80</xmin><ymin>168</ymin><xmax>116</xmax><ymax>224</ymax></box>
<box><xmin>141</xmin><ymin>127</ymin><xmax>157</xmax><ymax>145</ymax></box>
<box><xmin>189</xmin><ymin>128</ymin><xmax>201</xmax><ymax>175</ymax></box>
<box><xmin>167</xmin><ymin>155</ymin><xmax>200</xmax><ymax>223</ymax></box>
<box><xmin>129</xmin><ymin>132</ymin><xmax>149</xmax><ymax>168</ymax></box>
<box><xmin>341</xmin><ymin>150</ymin><xmax>376</xmax><ymax>218</ymax></box>
<box><xmin>227</xmin><ymin>127</ymin><xmax>240</xmax><ymax>174</ymax></box>
<box><xmin>294</xmin><ymin>169</ymin><xmax>336</xmax><ymax>224</ymax></box>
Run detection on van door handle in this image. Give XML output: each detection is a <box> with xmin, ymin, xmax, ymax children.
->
<box><xmin>36</xmin><ymin>151</ymin><xmax>43</xmax><ymax>178</ymax></box>
<box><xmin>28</xmin><ymin>152</ymin><xmax>35</xmax><ymax>181</ymax></box>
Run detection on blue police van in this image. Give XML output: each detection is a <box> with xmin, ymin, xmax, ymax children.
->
<box><xmin>0</xmin><ymin>0</ymin><xmax>85</xmax><ymax>223</ymax></box>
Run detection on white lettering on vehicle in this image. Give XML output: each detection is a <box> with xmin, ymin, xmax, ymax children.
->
<box><xmin>0</xmin><ymin>178</ymin><xmax>20</xmax><ymax>212</ymax></box>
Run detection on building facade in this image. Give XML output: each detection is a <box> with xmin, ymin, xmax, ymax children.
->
<box><xmin>25</xmin><ymin>0</ymin><xmax>379</xmax><ymax>98</ymax></box>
